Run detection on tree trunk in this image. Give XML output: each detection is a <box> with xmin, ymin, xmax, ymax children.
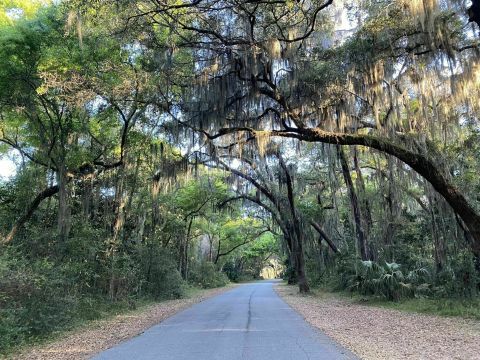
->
<box><xmin>338</xmin><ymin>147</ymin><xmax>370</xmax><ymax>260</ymax></box>
<box><xmin>294</xmin><ymin>233</ymin><xmax>310</xmax><ymax>293</ymax></box>
<box><xmin>428</xmin><ymin>192</ymin><xmax>446</xmax><ymax>273</ymax></box>
<box><xmin>285</xmin><ymin>237</ymin><xmax>297</xmax><ymax>285</ymax></box>
<box><xmin>279</xmin><ymin>155</ymin><xmax>310</xmax><ymax>293</ymax></box>
<box><xmin>180</xmin><ymin>217</ymin><xmax>194</xmax><ymax>279</ymax></box>
<box><xmin>353</xmin><ymin>148</ymin><xmax>373</xmax><ymax>238</ymax></box>
<box><xmin>82</xmin><ymin>178</ymin><xmax>93</xmax><ymax>220</ymax></box>
<box><xmin>383</xmin><ymin>157</ymin><xmax>400</xmax><ymax>260</ymax></box>
<box><xmin>109</xmin><ymin>166</ymin><xmax>127</xmax><ymax>300</ymax></box>
<box><xmin>137</xmin><ymin>208</ymin><xmax>147</xmax><ymax>244</ymax></box>
<box><xmin>57</xmin><ymin>163</ymin><xmax>71</xmax><ymax>243</ymax></box>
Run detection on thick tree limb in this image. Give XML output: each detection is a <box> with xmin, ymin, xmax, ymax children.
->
<box><xmin>290</xmin><ymin>127</ymin><xmax>480</xmax><ymax>254</ymax></box>
<box><xmin>1</xmin><ymin>185</ymin><xmax>59</xmax><ymax>244</ymax></box>
<box><xmin>204</xmin><ymin>125</ymin><xmax>480</xmax><ymax>255</ymax></box>
<box><xmin>219</xmin><ymin>195</ymin><xmax>289</xmax><ymax>240</ymax></box>
<box><xmin>214</xmin><ymin>228</ymin><xmax>271</xmax><ymax>263</ymax></box>
<box><xmin>310</xmin><ymin>221</ymin><xmax>339</xmax><ymax>253</ymax></box>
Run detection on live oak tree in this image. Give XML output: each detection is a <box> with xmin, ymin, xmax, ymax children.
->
<box><xmin>205</xmin><ymin>143</ymin><xmax>340</xmax><ymax>292</ymax></box>
<box><xmin>71</xmin><ymin>0</ymin><xmax>480</xmax><ymax>287</ymax></box>
<box><xmin>110</xmin><ymin>0</ymin><xmax>480</xmax><ymax>266</ymax></box>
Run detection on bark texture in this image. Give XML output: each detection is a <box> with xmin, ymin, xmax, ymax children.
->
<box><xmin>338</xmin><ymin>147</ymin><xmax>370</xmax><ymax>260</ymax></box>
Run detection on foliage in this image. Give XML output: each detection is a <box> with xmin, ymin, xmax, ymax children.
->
<box><xmin>137</xmin><ymin>245</ymin><xmax>186</xmax><ymax>299</ymax></box>
<box><xmin>189</xmin><ymin>261</ymin><xmax>229</xmax><ymax>289</ymax></box>
<box><xmin>320</xmin><ymin>251</ymin><xmax>479</xmax><ymax>301</ymax></box>
<box><xmin>223</xmin><ymin>232</ymin><xmax>281</xmax><ymax>282</ymax></box>
<box><xmin>346</xmin><ymin>261</ymin><xmax>410</xmax><ymax>301</ymax></box>
<box><xmin>0</xmin><ymin>249</ymin><xmax>75</xmax><ymax>350</ymax></box>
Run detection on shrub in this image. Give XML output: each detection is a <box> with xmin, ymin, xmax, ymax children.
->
<box><xmin>0</xmin><ymin>251</ymin><xmax>74</xmax><ymax>351</ymax></box>
<box><xmin>137</xmin><ymin>246</ymin><xmax>186</xmax><ymax>299</ymax></box>
<box><xmin>346</xmin><ymin>261</ymin><xmax>412</xmax><ymax>300</ymax></box>
<box><xmin>189</xmin><ymin>261</ymin><xmax>229</xmax><ymax>288</ymax></box>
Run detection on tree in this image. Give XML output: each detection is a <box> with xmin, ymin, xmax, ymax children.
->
<box><xmin>135</xmin><ymin>0</ymin><xmax>480</xmax><ymax>262</ymax></box>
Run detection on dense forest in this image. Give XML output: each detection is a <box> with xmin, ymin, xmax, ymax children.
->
<box><xmin>1</xmin><ymin>0</ymin><xmax>480</xmax><ymax>354</ymax></box>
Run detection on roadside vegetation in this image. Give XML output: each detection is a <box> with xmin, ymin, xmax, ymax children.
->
<box><xmin>296</xmin><ymin>286</ymin><xmax>480</xmax><ymax>320</ymax></box>
<box><xmin>11</xmin><ymin>286</ymin><xmax>234</xmax><ymax>360</ymax></box>
<box><xmin>348</xmin><ymin>292</ymin><xmax>480</xmax><ymax>320</ymax></box>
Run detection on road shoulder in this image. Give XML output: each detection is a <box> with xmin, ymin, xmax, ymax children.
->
<box><xmin>275</xmin><ymin>283</ymin><xmax>480</xmax><ymax>360</ymax></box>
<box><xmin>11</xmin><ymin>285</ymin><xmax>237</xmax><ymax>360</ymax></box>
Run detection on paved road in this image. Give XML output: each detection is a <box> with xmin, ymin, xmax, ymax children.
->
<box><xmin>93</xmin><ymin>280</ymin><xmax>357</xmax><ymax>360</ymax></box>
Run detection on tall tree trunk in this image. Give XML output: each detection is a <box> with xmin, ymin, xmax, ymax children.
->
<box><xmin>294</xmin><ymin>231</ymin><xmax>309</xmax><ymax>293</ymax></box>
<box><xmin>428</xmin><ymin>192</ymin><xmax>446</xmax><ymax>273</ymax></box>
<box><xmin>180</xmin><ymin>217</ymin><xmax>194</xmax><ymax>280</ymax></box>
<box><xmin>57</xmin><ymin>163</ymin><xmax>71</xmax><ymax>243</ymax></box>
<box><xmin>122</xmin><ymin>155</ymin><xmax>141</xmax><ymax>244</ymax></box>
<box><xmin>338</xmin><ymin>147</ymin><xmax>370</xmax><ymax>261</ymax></box>
<box><xmin>279</xmin><ymin>155</ymin><xmax>309</xmax><ymax>293</ymax></box>
<box><xmin>285</xmin><ymin>236</ymin><xmax>297</xmax><ymax>285</ymax></box>
<box><xmin>383</xmin><ymin>157</ymin><xmax>400</xmax><ymax>260</ymax></box>
<box><xmin>151</xmin><ymin>180</ymin><xmax>161</xmax><ymax>236</ymax></box>
<box><xmin>137</xmin><ymin>208</ymin><xmax>147</xmax><ymax>244</ymax></box>
<box><xmin>353</xmin><ymin>148</ymin><xmax>373</xmax><ymax>239</ymax></box>
<box><xmin>208</xmin><ymin>234</ymin><xmax>214</xmax><ymax>262</ymax></box>
<box><xmin>109</xmin><ymin>165</ymin><xmax>127</xmax><ymax>300</ymax></box>
<box><xmin>82</xmin><ymin>178</ymin><xmax>93</xmax><ymax>220</ymax></box>
<box><xmin>316</xmin><ymin>235</ymin><xmax>325</xmax><ymax>272</ymax></box>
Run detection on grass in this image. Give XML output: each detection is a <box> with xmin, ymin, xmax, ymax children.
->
<box><xmin>2</xmin><ymin>297</ymin><xmax>156</xmax><ymax>359</ymax></box>
<box><xmin>360</xmin><ymin>296</ymin><xmax>480</xmax><ymax>319</ymax></box>
<box><xmin>324</xmin><ymin>288</ymin><xmax>480</xmax><ymax>320</ymax></box>
<box><xmin>2</xmin><ymin>284</ymin><xmax>233</xmax><ymax>359</ymax></box>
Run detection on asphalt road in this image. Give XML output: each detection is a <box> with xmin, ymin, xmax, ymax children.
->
<box><xmin>93</xmin><ymin>280</ymin><xmax>357</xmax><ymax>360</ymax></box>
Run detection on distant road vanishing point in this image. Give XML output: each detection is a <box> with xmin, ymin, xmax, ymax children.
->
<box><xmin>93</xmin><ymin>280</ymin><xmax>357</xmax><ymax>360</ymax></box>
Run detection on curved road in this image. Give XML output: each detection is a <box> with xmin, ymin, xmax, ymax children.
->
<box><xmin>93</xmin><ymin>280</ymin><xmax>357</xmax><ymax>360</ymax></box>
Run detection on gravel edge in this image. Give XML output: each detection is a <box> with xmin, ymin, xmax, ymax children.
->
<box><xmin>10</xmin><ymin>284</ymin><xmax>238</xmax><ymax>360</ymax></box>
<box><xmin>275</xmin><ymin>283</ymin><xmax>480</xmax><ymax>360</ymax></box>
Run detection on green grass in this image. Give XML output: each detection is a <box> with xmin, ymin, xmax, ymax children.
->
<box><xmin>361</xmin><ymin>297</ymin><xmax>480</xmax><ymax>319</ymax></box>
<box><xmin>326</xmin><ymin>289</ymin><xmax>480</xmax><ymax>320</ymax></box>
<box><xmin>1</xmin><ymin>297</ymin><xmax>155</xmax><ymax>359</ymax></box>
<box><xmin>1</xmin><ymin>284</ymin><xmax>230</xmax><ymax>358</ymax></box>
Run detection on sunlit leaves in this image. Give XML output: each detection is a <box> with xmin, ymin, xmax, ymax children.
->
<box><xmin>0</xmin><ymin>0</ymin><xmax>51</xmax><ymax>26</ymax></box>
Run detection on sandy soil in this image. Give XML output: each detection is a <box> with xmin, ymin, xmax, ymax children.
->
<box><xmin>11</xmin><ymin>285</ymin><xmax>236</xmax><ymax>360</ymax></box>
<box><xmin>276</xmin><ymin>284</ymin><xmax>480</xmax><ymax>360</ymax></box>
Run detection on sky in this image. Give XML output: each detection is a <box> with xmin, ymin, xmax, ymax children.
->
<box><xmin>0</xmin><ymin>153</ymin><xmax>18</xmax><ymax>180</ymax></box>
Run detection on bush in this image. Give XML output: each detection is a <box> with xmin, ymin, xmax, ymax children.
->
<box><xmin>137</xmin><ymin>246</ymin><xmax>186</xmax><ymax>299</ymax></box>
<box><xmin>0</xmin><ymin>251</ymin><xmax>74</xmax><ymax>351</ymax></box>
<box><xmin>346</xmin><ymin>261</ymin><xmax>412</xmax><ymax>300</ymax></box>
<box><xmin>189</xmin><ymin>261</ymin><xmax>229</xmax><ymax>288</ymax></box>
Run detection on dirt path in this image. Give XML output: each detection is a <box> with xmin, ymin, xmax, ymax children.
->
<box><xmin>11</xmin><ymin>285</ymin><xmax>236</xmax><ymax>360</ymax></box>
<box><xmin>276</xmin><ymin>284</ymin><xmax>480</xmax><ymax>360</ymax></box>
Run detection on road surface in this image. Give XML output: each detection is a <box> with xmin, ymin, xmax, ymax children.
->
<box><xmin>93</xmin><ymin>280</ymin><xmax>357</xmax><ymax>360</ymax></box>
